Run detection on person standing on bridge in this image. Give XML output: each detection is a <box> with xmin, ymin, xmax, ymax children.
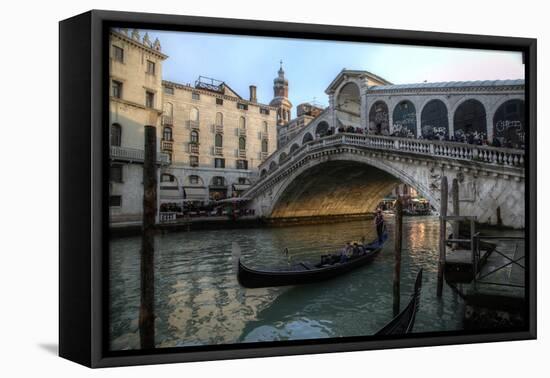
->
<box><xmin>374</xmin><ymin>209</ymin><xmax>385</xmax><ymax>243</ymax></box>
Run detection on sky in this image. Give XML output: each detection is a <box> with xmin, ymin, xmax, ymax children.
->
<box><xmin>142</xmin><ymin>29</ymin><xmax>524</xmax><ymax>117</ymax></box>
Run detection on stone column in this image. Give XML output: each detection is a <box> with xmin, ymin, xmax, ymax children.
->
<box><xmin>329</xmin><ymin>94</ymin><xmax>337</xmax><ymax>133</ymax></box>
<box><xmin>360</xmin><ymin>82</ymin><xmax>369</xmax><ymax>132</ymax></box>
<box><xmin>448</xmin><ymin>110</ymin><xmax>454</xmax><ymax>138</ymax></box>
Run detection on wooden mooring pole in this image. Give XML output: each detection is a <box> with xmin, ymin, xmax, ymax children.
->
<box><xmin>393</xmin><ymin>197</ymin><xmax>403</xmax><ymax>316</ymax></box>
<box><xmin>437</xmin><ymin>176</ymin><xmax>448</xmax><ymax>298</ymax></box>
<box><xmin>139</xmin><ymin>125</ymin><xmax>157</xmax><ymax>349</ymax></box>
<box><xmin>451</xmin><ymin>178</ymin><xmax>460</xmax><ymax>250</ymax></box>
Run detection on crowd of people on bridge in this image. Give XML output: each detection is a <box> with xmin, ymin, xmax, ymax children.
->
<box><xmin>317</xmin><ymin>125</ymin><xmax>523</xmax><ymax>149</ymax></box>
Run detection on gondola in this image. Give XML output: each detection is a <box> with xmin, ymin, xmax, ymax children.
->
<box><xmin>236</xmin><ymin>232</ymin><xmax>388</xmax><ymax>288</ymax></box>
<box><xmin>375</xmin><ymin>269</ymin><xmax>423</xmax><ymax>335</ymax></box>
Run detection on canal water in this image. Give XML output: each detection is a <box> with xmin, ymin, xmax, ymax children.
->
<box><xmin>109</xmin><ymin>216</ymin><xmax>464</xmax><ymax>350</ymax></box>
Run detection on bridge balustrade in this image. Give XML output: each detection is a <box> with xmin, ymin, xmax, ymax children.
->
<box><xmin>254</xmin><ymin>133</ymin><xmax>524</xmax><ymax>190</ymax></box>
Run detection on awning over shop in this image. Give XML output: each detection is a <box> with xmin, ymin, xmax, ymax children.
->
<box><xmin>232</xmin><ymin>184</ymin><xmax>251</xmax><ymax>192</ymax></box>
<box><xmin>183</xmin><ymin>186</ymin><xmax>207</xmax><ymax>200</ymax></box>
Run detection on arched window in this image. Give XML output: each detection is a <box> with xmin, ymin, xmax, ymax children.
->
<box><xmin>190</xmin><ymin>107</ymin><xmax>199</xmax><ymax>121</ymax></box>
<box><xmin>211</xmin><ymin>176</ymin><xmax>226</xmax><ymax>187</ymax></box>
<box><xmin>216</xmin><ymin>112</ymin><xmax>223</xmax><ymax>126</ymax></box>
<box><xmin>368</xmin><ymin>101</ymin><xmax>390</xmax><ymax>135</ymax></box>
<box><xmin>289</xmin><ymin>143</ymin><xmax>300</xmax><ymax>154</ymax></box>
<box><xmin>190</xmin><ymin>130</ymin><xmax>199</xmax><ymax>144</ymax></box>
<box><xmin>239</xmin><ymin>116</ymin><xmax>246</xmax><ymax>130</ymax></box>
<box><xmin>163</xmin><ymin>102</ymin><xmax>173</xmax><ymax>117</ymax></box>
<box><xmin>111</xmin><ymin>123</ymin><xmax>121</xmax><ymax>146</ymax></box>
<box><xmin>493</xmin><ymin>99</ymin><xmax>525</xmax><ymax>146</ymax></box>
<box><xmin>315</xmin><ymin>121</ymin><xmax>329</xmax><ymax>137</ymax></box>
<box><xmin>188</xmin><ymin>175</ymin><xmax>202</xmax><ymax>185</ymax></box>
<box><xmin>215</xmin><ymin>133</ymin><xmax>223</xmax><ymax>147</ymax></box>
<box><xmin>302</xmin><ymin>133</ymin><xmax>313</xmax><ymax>144</ymax></box>
<box><xmin>163</xmin><ymin>126</ymin><xmax>172</xmax><ymax>141</ymax></box>
<box><xmin>263</xmin><ymin>121</ymin><xmax>268</xmax><ymax>133</ymax></box>
<box><xmin>393</xmin><ymin>101</ymin><xmax>417</xmax><ymax>138</ymax></box>
<box><xmin>261</xmin><ymin>139</ymin><xmax>268</xmax><ymax>153</ymax></box>
<box><xmin>453</xmin><ymin>99</ymin><xmax>487</xmax><ymax>141</ymax></box>
<box><xmin>239</xmin><ymin>137</ymin><xmax>246</xmax><ymax>150</ymax></box>
<box><xmin>421</xmin><ymin>100</ymin><xmax>448</xmax><ymax>139</ymax></box>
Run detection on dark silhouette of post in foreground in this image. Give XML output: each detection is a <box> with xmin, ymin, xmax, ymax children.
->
<box><xmin>393</xmin><ymin>197</ymin><xmax>403</xmax><ymax>317</ymax></box>
<box><xmin>140</xmin><ymin>125</ymin><xmax>157</xmax><ymax>349</ymax></box>
<box><xmin>451</xmin><ymin>178</ymin><xmax>460</xmax><ymax>250</ymax></box>
<box><xmin>437</xmin><ymin>176</ymin><xmax>448</xmax><ymax>297</ymax></box>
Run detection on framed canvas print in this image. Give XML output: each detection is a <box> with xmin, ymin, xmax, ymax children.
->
<box><xmin>59</xmin><ymin>10</ymin><xmax>536</xmax><ymax>368</ymax></box>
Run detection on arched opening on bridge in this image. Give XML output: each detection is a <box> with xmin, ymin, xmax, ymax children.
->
<box><xmin>368</xmin><ymin>101</ymin><xmax>389</xmax><ymax>135</ymax></box>
<box><xmin>453</xmin><ymin>99</ymin><xmax>487</xmax><ymax>141</ymax></box>
<box><xmin>393</xmin><ymin>100</ymin><xmax>417</xmax><ymax>138</ymax></box>
<box><xmin>271</xmin><ymin>161</ymin><xmax>406</xmax><ymax>218</ymax></box>
<box><xmin>493</xmin><ymin>99</ymin><xmax>525</xmax><ymax>147</ymax></box>
<box><xmin>315</xmin><ymin>121</ymin><xmax>329</xmax><ymax>137</ymax></box>
<box><xmin>289</xmin><ymin>143</ymin><xmax>300</xmax><ymax>154</ymax></box>
<box><xmin>269</xmin><ymin>161</ymin><xmax>278</xmax><ymax>172</ymax></box>
<box><xmin>260</xmin><ymin>169</ymin><xmax>267</xmax><ymax>178</ymax></box>
<box><xmin>336</xmin><ymin>82</ymin><xmax>361</xmax><ymax>128</ymax></box>
<box><xmin>302</xmin><ymin>133</ymin><xmax>313</xmax><ymax>144</ymax></box>
<box><xmin>279</xmin><ymin>152</ymin><xmax>288</xmax><ymax>164</ymax></box>
<box><xmin>421</xmin><ymin>100</ymin><xmax>449</xmax><ymax>139</ymax></box>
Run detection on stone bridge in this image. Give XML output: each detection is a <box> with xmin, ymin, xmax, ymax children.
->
<box><xmin>243</xmin><ymin>133</ymin><xmax>525</xmax><ymax>228</ymax></box>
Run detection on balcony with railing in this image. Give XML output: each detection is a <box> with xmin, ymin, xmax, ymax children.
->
<box><xmin>189</xmin><ymin>143</ymin><xmax>200</xmax><ymax>155</ymax></box>
<box><xmin>260</xmin><ymin>132</ymin><xmax>269</xmax><ymax>140</ymax></box>
<box><xmin>161</xmin><ymin>139</ymin><xmax>173</xmax><ymax>152</ymax></box>
<box><xmin>214</xmin><ymin>146</ymin><xmax>224</xmax><ymax>156</ymax></box>
<box><xmin>238</xmin><ymin>149</ymin><xmax>247</xmax><ymax>158</ymax></box>
<box><xmin>214</xmin><ymin>124</ymin><xmax>224</xmax><ymax>134</ymax></box>
<box><xmin>238</xmin><ymin>128</ymin><xmax>247</xmax><ymax>137</ymax></box>
<box><xmin>110</xmin><ymin>146</ymin><xmax>170</xmax><ymax>165</ymax></box>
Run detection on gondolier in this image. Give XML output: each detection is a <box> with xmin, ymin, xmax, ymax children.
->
<box><xmin>374</xmin><ymin>208</ymin><xmax>385</xmax><ymax>243</ymax></box>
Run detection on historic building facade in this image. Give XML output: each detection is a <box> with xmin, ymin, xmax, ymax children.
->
<box><xmin>277</xmin><ymin>103</ymin><xmax>326</xmax><ymax>148</ymax></box>
<box><xmin>159</xmin><ymin>78</ymin><xmax>277</xmax><ymax>204</ymax></box>
<box><xmin>108</xmin><ymin>29</ymin><xmax>169</xmax><ymax>223</ymax></box>
<box><xmin>108</xmin><ymin>29</ymin><xmax>277</xmax><ymax>223</ymax></box>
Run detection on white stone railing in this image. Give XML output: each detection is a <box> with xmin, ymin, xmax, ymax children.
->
<box><xmin>159</xmin><ymin>212</ymin><xmax>177</xmax><ymax>223</ymax></box>
<box><xmin>110</xmin><ymin>146</ymin><xmax>171</xmax><ymax>165</ymax></box>
<box><xmin>250</xmin><ymin>133</ymin><xmax>525</xmax><ymax>196</ymax></box>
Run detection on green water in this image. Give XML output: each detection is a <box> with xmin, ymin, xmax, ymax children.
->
<box><xmin>109</xmin><ymin>216</ymin><xmax>465</xmax><ymax>350</ymax></box>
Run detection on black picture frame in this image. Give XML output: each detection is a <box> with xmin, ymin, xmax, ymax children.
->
<box><xmin>59</xmin><ymin>9</ymin><xmax>537</xmax><ymax>368</ymax></box>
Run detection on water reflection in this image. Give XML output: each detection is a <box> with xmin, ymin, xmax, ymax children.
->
<box><xmin>110</xmin><ymin>216</ymin><xmax>463</xmax><ymax>350</ymax></box>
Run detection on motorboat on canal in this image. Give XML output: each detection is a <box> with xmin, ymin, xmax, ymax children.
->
<box><xmin>375</xmin><ymin>269</ymin><xmax>423</xmax><ymax>335</ymax></box>
<box><xmin>236</xmin><ymin>232</ymin><xmax>388</xmax><ymax>288</ymax></box>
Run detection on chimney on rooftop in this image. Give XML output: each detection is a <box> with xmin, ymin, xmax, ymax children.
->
<box><xmin>249</xmin><ymin>85</ymin><xmax>257</xmax><ymax>103</ymax></box>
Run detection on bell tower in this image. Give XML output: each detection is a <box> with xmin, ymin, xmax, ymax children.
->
<box><xmin>269</xmin><ymin>60</ymin><xmax>293</xmax><ymax>126</ymax></box>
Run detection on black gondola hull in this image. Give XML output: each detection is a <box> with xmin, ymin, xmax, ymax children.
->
<box><xmin>237</xmin><ymin>233</ymin><xmax>388</xmax><ymax>288</ymax></box>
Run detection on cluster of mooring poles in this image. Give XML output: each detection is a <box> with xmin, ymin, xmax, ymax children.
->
<box><xmin>393</xmin><ymin>174</ymin><xmax>459</xmax><ymax>315</ymax></box>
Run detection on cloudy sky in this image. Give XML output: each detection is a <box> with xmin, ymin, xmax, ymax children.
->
<box><xmin>142</xmin><ymin>29</ymin><xmax>524</xmax><ymax>117</ymax></box>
